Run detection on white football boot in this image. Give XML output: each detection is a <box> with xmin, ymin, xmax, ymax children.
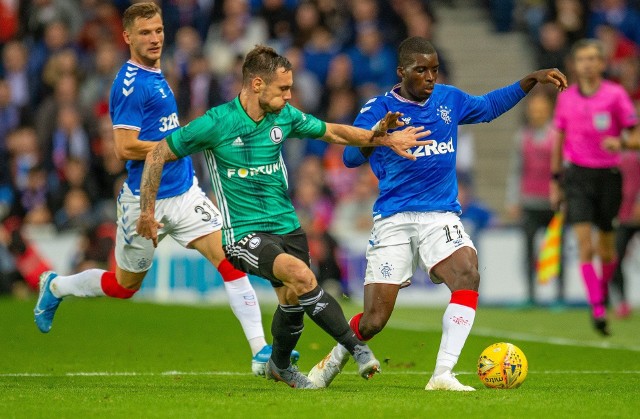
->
<box><xmin>307</xmin><ymin>345</ymin><xmax>350</xmax><ymax>388</ymax></box>
<box><xmin>425</xmin><ymin>371</ymin><xmax>475</xmax><ymax>391</ymax></box>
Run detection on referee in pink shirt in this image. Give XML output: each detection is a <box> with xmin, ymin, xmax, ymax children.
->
<box><xmin>551</xmin><ymin>39</ymin><xmax>640</xmax><ymax>336</ymax></box>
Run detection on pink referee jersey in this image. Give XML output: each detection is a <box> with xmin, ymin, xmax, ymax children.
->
<box><xmin>553</xmin><ymin>80</ymin><xmax>638</xmax><ymax>168</ymax></box>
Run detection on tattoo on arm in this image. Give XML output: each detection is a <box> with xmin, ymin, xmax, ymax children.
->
<box><xmin>140</xmin><ymin>141</ymin><xmax>175</xmax><ymax>214</ymax></box>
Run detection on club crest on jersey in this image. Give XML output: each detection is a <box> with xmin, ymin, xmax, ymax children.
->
<box><xmin>437</xmin><ymin>105</ymin><xmax>452</xmax><ymax>124</ymax></box>
<box><xmin>270</xmin><ymin>126</ymin><xmax>284</xmax><ymax>144</ymax></box>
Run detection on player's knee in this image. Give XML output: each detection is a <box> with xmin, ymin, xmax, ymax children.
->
<box><xmin>359</xmin><ymin>313</ymin><xmax>388</xmax><ymax>340</ymax></box>
<box><xmin>286</xmin><ymin>265</ymin><xmax>316</xmax><ymax>295</ymax></box>
<box><xmin>457</xmin><ymin>263</ymin><xmax>480</xmax><ymax>291</ymax></box>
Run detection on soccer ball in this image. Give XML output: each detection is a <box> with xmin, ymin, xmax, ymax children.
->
<box><xmin>477</xmin><ymin>342</ymin><xmax>528</xmax><ymax>389</ymax></box>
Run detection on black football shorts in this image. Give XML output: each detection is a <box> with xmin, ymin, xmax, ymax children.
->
<box><xmin>224</xmin><ymin>228</ymin><xmax>311</xmax><ymax>287</ymax></box>
<box><xmin>563</xmin><ymin>164</ymin><xmax>622</xmax><ymax>232</ymax></box>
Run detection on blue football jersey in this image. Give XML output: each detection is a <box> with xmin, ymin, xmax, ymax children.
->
<box><xmin>110</xmin><ymin>60</ymin><xmax>193</xmax><ymax>199</ymax></box>
<box><xmin>344</xmin><ymin>82</ymin><xmax>526</xmax><ymax>219</ymax></box>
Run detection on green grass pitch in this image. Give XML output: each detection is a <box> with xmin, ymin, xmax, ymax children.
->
<box><xmin>1</xmin><ymin>296</ymin><xmax>639</xmax><ymax>418</ymax></box>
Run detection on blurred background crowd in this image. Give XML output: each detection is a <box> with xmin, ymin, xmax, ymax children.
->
<box><xmin>1</xmin><ymin>0</ymin><xmax>639</xmax><ymax>307</ymax></box>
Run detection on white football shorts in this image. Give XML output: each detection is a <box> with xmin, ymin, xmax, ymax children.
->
<box><xmin>115</xmin><ymin>177</ymin><xmax>223</xmax><ymax>273</ymax></box>
<box><xmin>364</xmin><ymin>211</ymin><xmax>476</xmax><ymax>286</ymax></box>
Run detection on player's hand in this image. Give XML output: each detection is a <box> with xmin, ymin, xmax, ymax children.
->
<box><xmin>377</xmin><ymin>111</ymin><xmax>404</xmax><ymax>132</ymax></box>
<box><xmin>136</xmin><ymin>212</ymin><xmax>164</xmax><ymax>248</ymax></box>
<box><xmin>386</xmin><ymin>126</ymin><xmax>433</xmax><ymax>160</ymax></box>
<box><xmin>602</xmin><ymin>136</ymin><xmax>623</xmax><ymax>152</ymax></box>
<box><xmin>532</xmin><ymin>68</ymin><xmax>568</xmax><ymax>91</ymax></box>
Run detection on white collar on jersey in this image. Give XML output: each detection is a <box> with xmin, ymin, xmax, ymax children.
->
<box><xmin>126</xmin><ymin>60</ymin><xmax>162</xmax><ymax>73</ymax></box>
<box><xmin>389</xmin><ymin>83</ymin><xmax>431</xmax><ymax>106</ymax></box>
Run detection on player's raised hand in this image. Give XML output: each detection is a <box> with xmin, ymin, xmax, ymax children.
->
<box><xmin>377</xmin><ymin>111</ymin><xmax>405</xmax><ymax>132</ymax></box>
<box><xmin>532</xmin><ymin>68</ymin><xmax>568</xmax><ymax>91</ymax></box>
<box><xmin>386</xmin><ymin>126</ymin><xmax>432</xmax><ymax>160</ymax></box>
<box><xmin>136</xmin><ymin>212</ymin><xmax>164</xmax><ymax>248</ymax></box>
<box><xmin>520</xmin><ymin>68</ymin><xmax>568</xmax><ymax>93</ymax></box>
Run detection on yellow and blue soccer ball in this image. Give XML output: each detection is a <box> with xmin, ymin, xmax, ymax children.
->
<box><xmin>477</xmin><ymin>342</ymin><xmax>528</xmax><ymax>389</ymax></box>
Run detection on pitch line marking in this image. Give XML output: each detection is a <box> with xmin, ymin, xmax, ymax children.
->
<box><xmin>2</xmin><ymin>370</ymin><xmax>640</xmax><ymax>378</ymax></box>
<box><xmin>388</xmin><ymin>320</ymin><xmax>640</xmax><ymax>352</ymax></box>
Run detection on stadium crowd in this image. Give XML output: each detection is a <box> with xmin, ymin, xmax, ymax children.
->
<box><xmin>1</xmin><ymin>0</ymin><xmax>640</xmax><ymax>310</ymax></box>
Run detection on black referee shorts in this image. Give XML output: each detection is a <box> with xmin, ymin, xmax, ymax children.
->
<box><xmin>224</xmin><ymin>228</ymin><xmax>311</xmax><ymax>287</ymax></box>
<box><xmin>563</xmin><ymin>164</ymin><xmax>622</xmax><ymax>232</ymax></box>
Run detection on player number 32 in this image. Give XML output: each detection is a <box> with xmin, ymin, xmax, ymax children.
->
<box><xmin>159</xmin><ymin>113</ymin><xmax>180</xmax><ymax>132</ymax></box>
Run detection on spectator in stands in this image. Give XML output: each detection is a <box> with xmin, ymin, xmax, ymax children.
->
<box><xmin>170</xmin><ymin>26</ymin><xmax>203</xmax><ymax>81</ymax></box>
<box><xmin>0</xmin><ymin>80</ymin><xmax>21</xmax><ymax>162</ymax></box>
<box><xmin>536</xmin><ymin>21</ymin><xmax>571</xmax><ymax>72</ymax></box>
<box><xmin>292</xmin><ymin>0</ymin><xmax>322</xmax><ymax>47</ymax></box>
<box><xmin>24</xmin><ymin>0</ymin><xmax>83</xmax><ymax>41</ymax></box>
<box><xmin>6</xmin><ymin>128</ymin><xmax>43</xmax><ymax>219</ymax></box>
<box><xmin>35</xmin><ymin>74</ymin><xmax>96</xmax><ymax>172</ymax></box>
<box><xmin>53</xmin><ymin>187</ymin><xmax>95</xmax><ymax>232</ymax></box>
<box><xmin>302</xmin><ymin>25</ymin><xmax>340</xmax><ymax>85</ymax></box>
<box><xmin>617</xmin><ymin>56</ymin><xmax>640</xmax><ymax>101</ymax></box>
<box><xmin>13</xmin><ymin>165</ymin><xmax>52</xmax><ymax>226</ymax></box>
<box><xmin>79</xmin><ymin>41</ymin><xmax>123</xmax><ymax>113</ymax></box>
<box><xmin>595</xmin><ymin>24</ymin><xmax>639</xmax><ymax>81</ymax></box>
<box><xmin>323</xmin><ymin>54</ymin><xmax>355</xmax><ymax>108</ymax></box>
<box><xmin>50</xmin><ymin>156</ymin><xmax>99</xmax><ymax>215</ymax></box>
<box><xmin>50</xmin><ymin>104</ymin><xmax>91</xmax><ymax>181</ymax></box>
<box><xmin>549</xmin><ymin>0</ymin><xmax>588</xmax><ymax>44</ymax></box>
<box><xmin>77</xmin><ymin>0</ymin><xmax>126</xmax><ymax>53</ymax></box>
<box><xmin>41</xmin><ymin>48</ymin><xmax>82</xmax><ymax>99</ymax></box>
<box><xmin>204</xmin><ymin>0</ymin><xmax>267</xmax><ymax>76</ymax></box>
<box><xmin>176</xmin><ymin>53</ymin><xmax>223</xmax><ymax>122</ymax></box>
<box><xmin>506</xmin><ymin>92</ymin><xmax>564</xmax><ymax>306</ymax></box>
<box><xmin>588</xmin><ymin>0</ymin><xmax>640</xmax><ymax>47</ymax></box>
<box><xmin>316</xmin><ymin>0</ymin><xmax>351</xmax><ymax>46</ymax></box>
<box><xmin>284</xmin><ymin>47</ymin><xmax>321</xmax><ymax>114</ymax></box>
<box><xmin>346</xmin><ymin>25</ymin><xmax>398</xmax><ymax>101</ymax></box>
<box><xmin>27</xmin><ymin>20</ymin><xmax>74</xmax><ymax>107</ymax></box>
<box><xmin>1</xmin><ymin>40</ymin><xmax>30</xmax><ymax>113</ymax></box>
<box><xmin>259</xmin><ymin>0</ymin><xmax>295</xmax><ymax>50</ymax></box>
<box><xmin>347</xmin><ymin>0</ymin><xmax>381</xmax><ymax>45</ymax></box>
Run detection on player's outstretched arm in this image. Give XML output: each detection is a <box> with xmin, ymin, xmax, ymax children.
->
<box><xmin>136</xmin><ymin>140</ymin><xmax>179</xmax><ymax>247</ymax></box>
<box><xmin>322</xmin><ymin>122</ymin><xmax>431</xmax><ymax>160</ymax></box>
<box><xmin>519</xmin><ymin>68</ymin><xmax>568</xmax><ymax>93</ymax></box>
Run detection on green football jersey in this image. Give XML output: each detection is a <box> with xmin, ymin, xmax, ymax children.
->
<box><xmin>167</xmin><ymin>97</ymin><xmax>326</xmax><ymax>245</ymax></box>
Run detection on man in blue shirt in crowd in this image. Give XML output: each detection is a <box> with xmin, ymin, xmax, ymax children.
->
<box><xmin>308</xmin><ymin>36</ymin><xmax>567</xmax><ymax>391</ymax></box>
